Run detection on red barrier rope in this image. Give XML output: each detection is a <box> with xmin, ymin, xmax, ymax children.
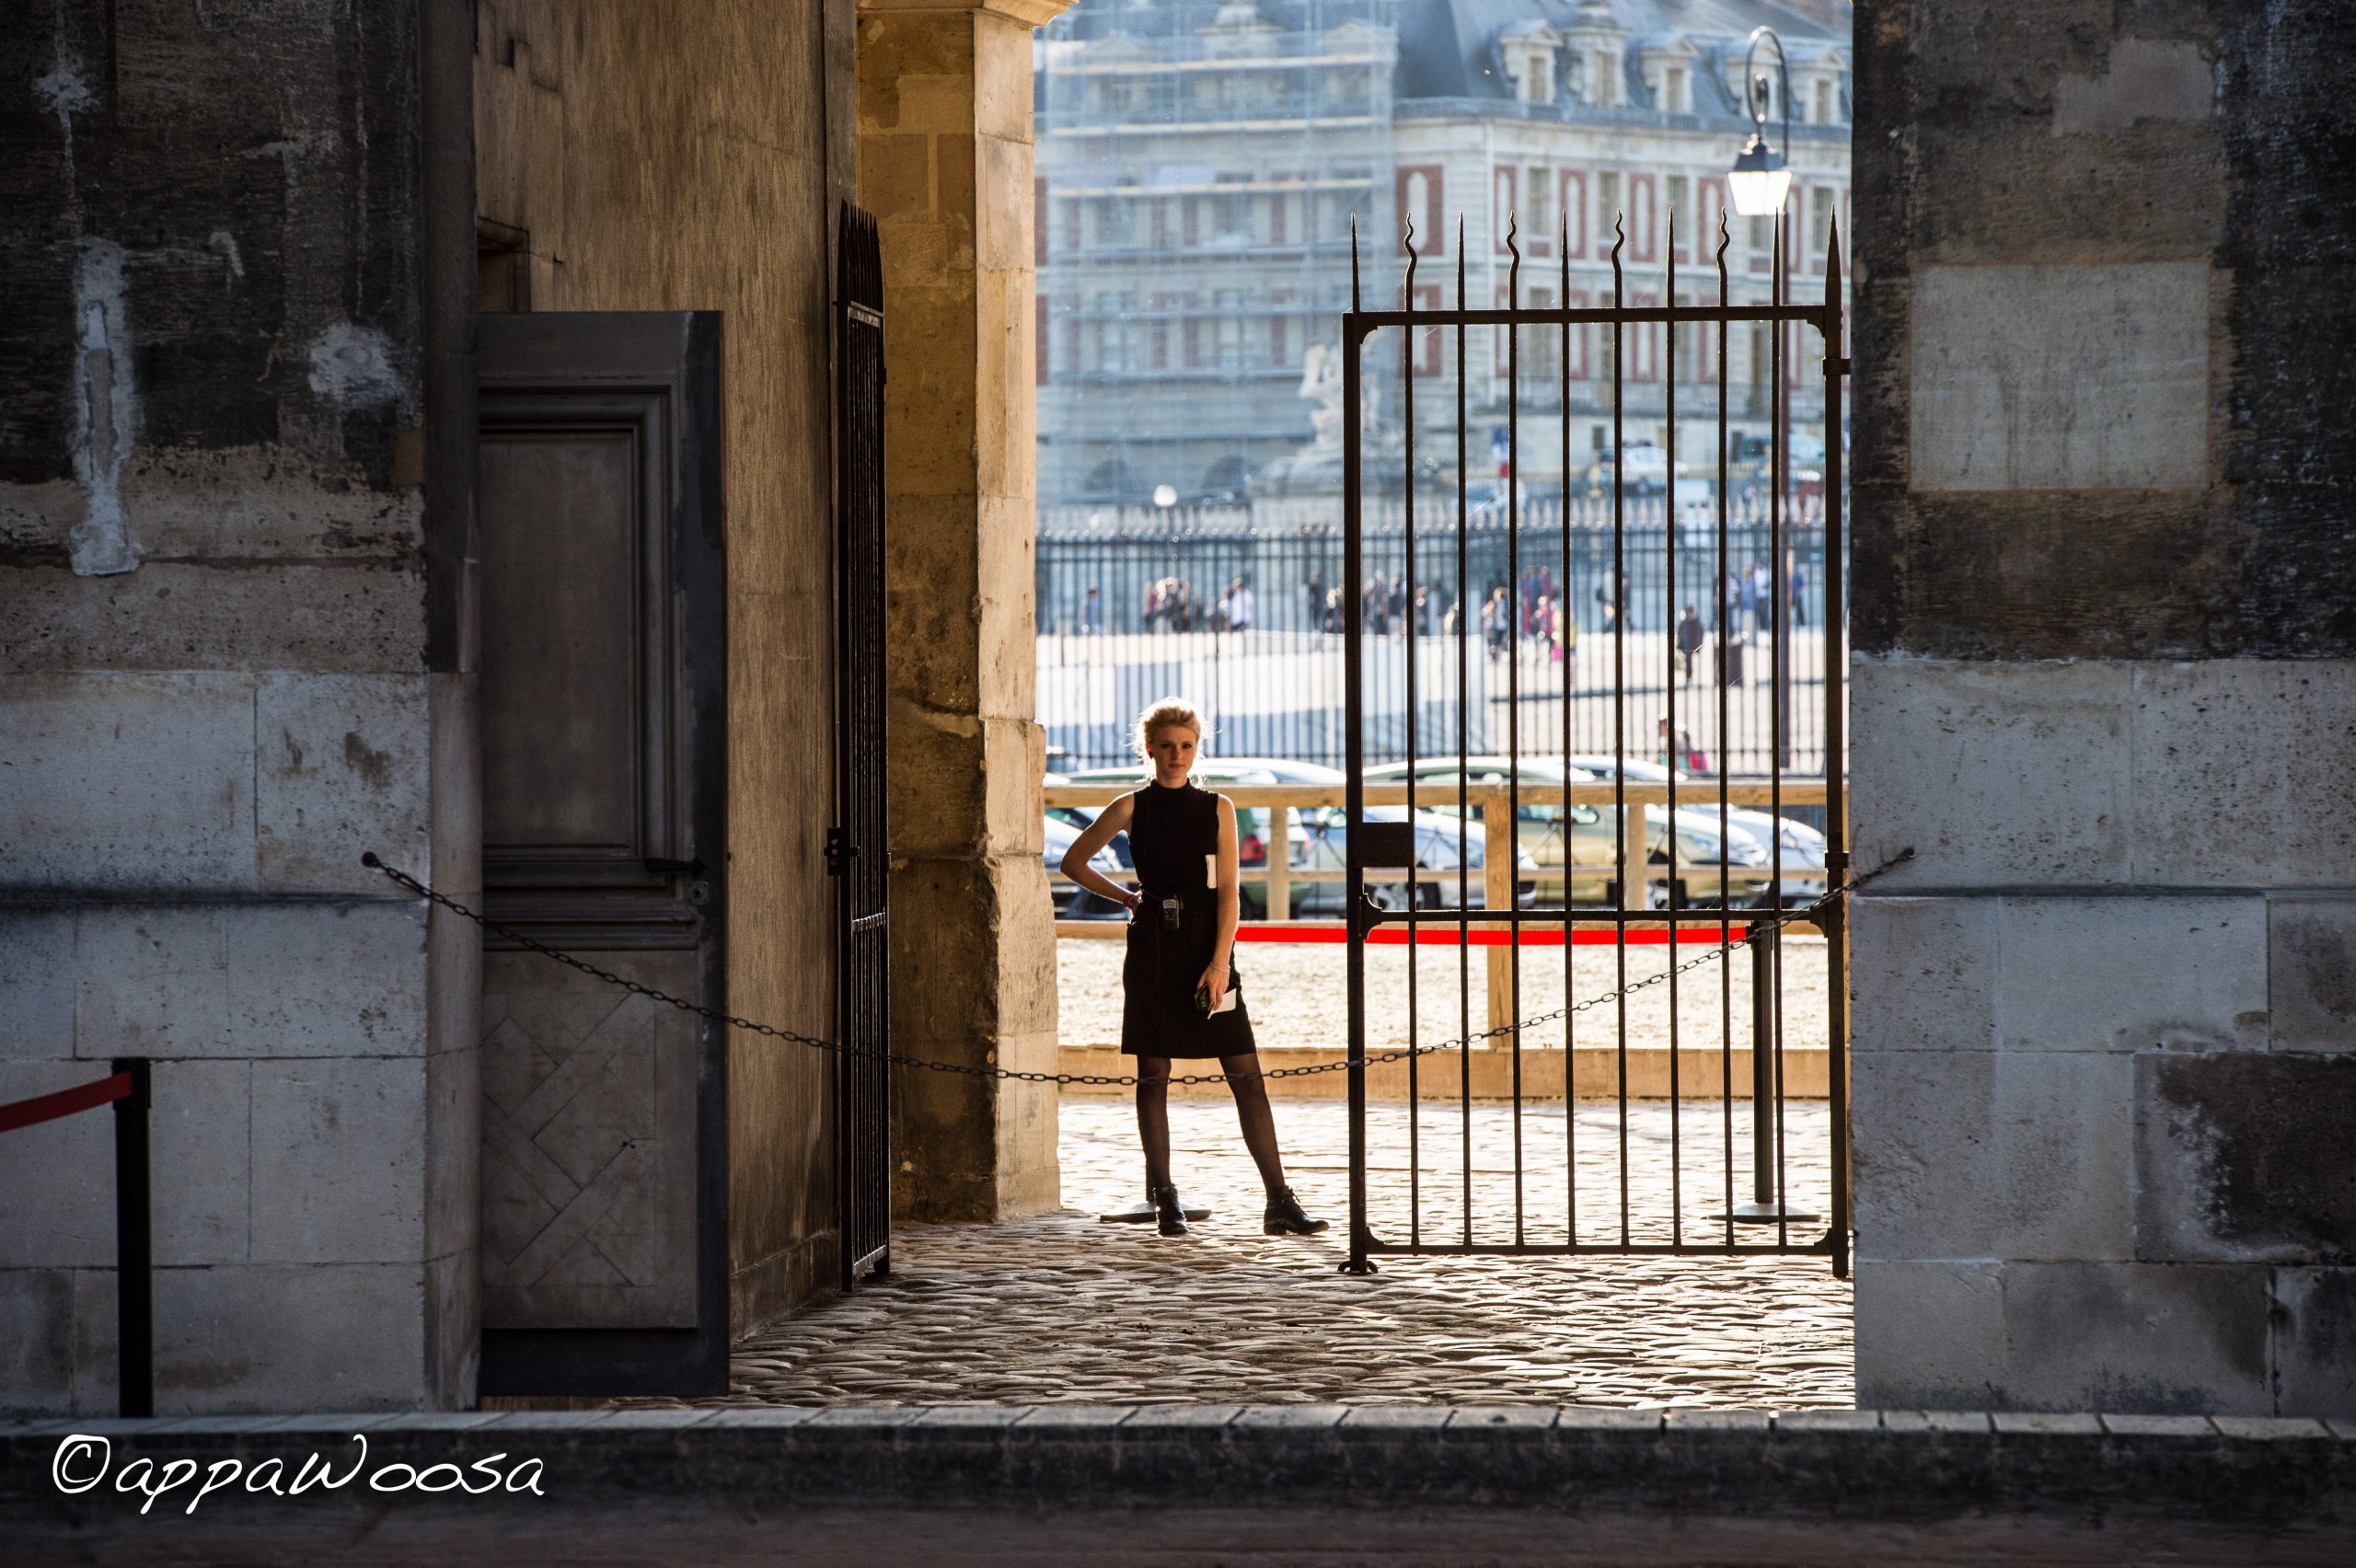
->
<box><xmin>1234</xmin><ymin>924</ymin><xmax>1748</xmax><ymax>947</ymax></box>
<box><xmin>0</xmin><ymin>1070</ymin><xmax>133</xmax><ymax>1136</ymax></box>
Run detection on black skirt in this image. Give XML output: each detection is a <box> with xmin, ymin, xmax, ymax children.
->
<box><xmin>1120</xmin><ymin>889</ymin><xmax>1255</xmax><ymax>1059</ymax></box>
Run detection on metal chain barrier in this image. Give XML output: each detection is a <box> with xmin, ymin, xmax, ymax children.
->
<box><xmin>360</xmin><ymin>848</ymin><xmax>1913</xmax><ymax>1088</ymax></box>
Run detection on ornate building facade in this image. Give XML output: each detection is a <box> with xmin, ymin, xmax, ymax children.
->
<box><xmin>1034</xmin><ymin>0</ymin><xmax>1850</xmax><ymax>505</ymax></box>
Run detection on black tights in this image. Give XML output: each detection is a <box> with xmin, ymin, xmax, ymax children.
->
<box><xmin>1136</xmin><ymin>1054</ymin><xmax>1288</xmax><ymax>1197</ymax></box>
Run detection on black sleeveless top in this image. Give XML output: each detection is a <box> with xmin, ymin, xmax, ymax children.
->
<box><xmin>1121</xmin><ymin>781</ymin><xmax>1256</xmax><ymax>1059</ymax></box>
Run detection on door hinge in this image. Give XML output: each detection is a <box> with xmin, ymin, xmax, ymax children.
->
<box><xmin>826</xmin><ymin>828</ymin><xmax>854</xmax><ymax>876</ymax></box>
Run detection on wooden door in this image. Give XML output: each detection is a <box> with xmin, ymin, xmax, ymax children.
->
<box><xmin>475</xmin><ymin>312</ymin><xmax>727</xmax><ymax>1396</ymax></box>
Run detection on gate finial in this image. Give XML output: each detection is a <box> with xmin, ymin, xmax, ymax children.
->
<box><xmin>1504</xmin><ymin>212</ymin><xmax>1520</xmax><ymax>303</ymax></box>
<box><xmin>1402</xmin><ymin>215</ymin><xmax>1418</xmax><ymax>305</ymax></box>
<box><xmin>1350</xmin><ymin>212</ymin><xmax>1360</xmax><ymax>311</ymax></box>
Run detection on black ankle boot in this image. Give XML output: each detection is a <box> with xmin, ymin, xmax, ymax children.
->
<box><xmin>1263</xmin><ymin>1185</ymin><xmax>1329</xmax><ymax>1236</ymax></box>
<box><xmin>1151</xmin><ymin>1184</ymin><xmax>1188</xmax><ymax>1238</ymax></box>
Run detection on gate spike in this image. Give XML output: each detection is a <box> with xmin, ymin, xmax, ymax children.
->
<box><xmin>1504</xmin><ymin>211</ymin><xmax>1519</xmax><ymax>303</ymax></box>
<box><xmin>1402</xmin><ymin>214</ymin><xmax>1418</xmax><ymax>306</ymax></box>
<box><xmin>1350</xmin><ymin>212</ymin><xmax>1360</xmax><ymax>311</ymax></box>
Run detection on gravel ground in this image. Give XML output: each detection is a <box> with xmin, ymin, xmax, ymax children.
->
<box><xmin>1059</xmin><ymin>930</ymin><xmax>1831</xmax><ymax>1056</ymax></box>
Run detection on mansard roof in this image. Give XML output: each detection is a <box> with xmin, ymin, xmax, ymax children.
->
<box><xmin>1396</xmin><ymin>0</ymin><xmax>1843</xmax><ymax>113</ymax></box>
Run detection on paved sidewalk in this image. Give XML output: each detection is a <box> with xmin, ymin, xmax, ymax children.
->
<box><xmin>691</xmin><ymin>1098</ymin><xmax>1852</xmax><ymax>1410</ymax></box>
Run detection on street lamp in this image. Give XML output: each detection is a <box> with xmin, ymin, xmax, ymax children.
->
<box><xmin>1726</xmin><ymin>26</ymin><xmax>1792</xmax><ymax>218</ymax></box>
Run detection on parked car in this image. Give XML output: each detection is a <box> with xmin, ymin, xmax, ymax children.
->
<box><xmin>1058</xmin><ymin>757</ymin><xmax>1538</xmax><ymax>913</ymax></box>
<box><xmin>1565</xmin><ymin>755</ymin><xmax>1827</xmax><ymax>906</ymax></box>
<box><xmin>1043</xmin><ymin>811</ymin><xmax>1127</xmax><ymax>919</ymax></box>
<box><xmin>1364</xmin><ymin>756</ymin><xmax>1774</xmax><ymax>909</ymax></box>
<box><xmin>1044</xmin><ymin>771</ymin><xmax>1131</xmax><ymax>870</ymax></box>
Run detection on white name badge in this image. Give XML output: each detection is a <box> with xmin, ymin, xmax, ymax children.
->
<box><xmin>1206</xmin><ymin>853</ymin><xmax>1218</xmax><ymax>890</ymax></box>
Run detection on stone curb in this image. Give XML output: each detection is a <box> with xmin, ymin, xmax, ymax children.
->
<box><xmin>2</xmin><ymin>1407</ymin><xmax>2350</xmax><ymax>1529</ymax></box>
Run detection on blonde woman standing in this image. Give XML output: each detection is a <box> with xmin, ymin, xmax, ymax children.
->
<box><xmin>1059</xmin><ymin>698</ymin><xmax>1328</xmax><ymax>1239</ymax></box>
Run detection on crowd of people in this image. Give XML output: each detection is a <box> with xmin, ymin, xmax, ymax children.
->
<box><xmin>1076</xmin><ymin>553</ymin><xmax>1809</xmax><ymax>674</ymax></box>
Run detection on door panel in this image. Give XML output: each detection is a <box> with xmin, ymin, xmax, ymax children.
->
<box><xmin>479</xmin><ymin>427</ymin><xmax>645</xmax><ymax>853</ymax></box>
<box><xmin>476</xmin><ymin>311</ymin><xmax>726</xmax><ymax>1396</ymax></box>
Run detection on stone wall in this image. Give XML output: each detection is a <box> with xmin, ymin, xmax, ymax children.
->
<box><xmin>1851</xmin><ymin>2</ymin><xmax>2356</xmax><ymax>1414</ymax></box>
<box><xmin>0</xmin><ymin>0</ymin><xmax>477</xmax><ymax>1412</ymax></box>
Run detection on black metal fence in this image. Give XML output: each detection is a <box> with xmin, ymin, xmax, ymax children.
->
<box><xmin>1037</xmin><ymin>494</ymin><xmax>1831</xmax><ymax>778</ymax></box>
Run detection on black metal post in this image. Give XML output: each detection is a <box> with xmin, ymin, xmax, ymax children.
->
<box><xmin>1727</xmin><ymin>931</ymin><xmax>1818</xmax><ymax>1226</ymax></box>
<box><xmin>1340</xmin><ymin>224</ymin><xmax>1375</xmax><ymax>1276</ymax></box>
<box><xmin>111</xmin><ymin>1056</ymin><xmax>152</xmax><ymax>1418</ymax></box>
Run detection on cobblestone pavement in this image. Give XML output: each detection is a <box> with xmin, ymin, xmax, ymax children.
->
<box><xmin>685</xmin><ymin>1098</ymin><xmax>1852</xmax><ymax>1410</ymax></box>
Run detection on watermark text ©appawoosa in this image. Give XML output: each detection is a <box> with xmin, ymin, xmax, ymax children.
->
<box><xmin>52</xmin><ymin>1433</ymin><xmax>546</xmax><ymax>1516</ymax></box>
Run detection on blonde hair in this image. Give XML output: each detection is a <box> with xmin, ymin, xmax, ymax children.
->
<box><xmin>1133</xmin><ymin>698</ymin><xmax>1206</xmax><ymax>761</ymax></box>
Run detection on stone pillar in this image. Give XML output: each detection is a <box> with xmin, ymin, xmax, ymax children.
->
<box><xmin>857</xmin><ymin>0</ymin><xmax>1069</xmax><ymax>1221</ymax></box>
<box><xmin>1851</xmin><ymin>6</ymin><xmax>2356</xmax><ymax>1415</ymax></box>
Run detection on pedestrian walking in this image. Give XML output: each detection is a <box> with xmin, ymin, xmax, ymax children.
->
<box><xmin>1222</xmin><ymin>576</ymin><xmax>1253</xmax><ymax>633</ymax></box>
<box><xmin>1482</xmin><ymin>585</ymin><xmax>1509</xmax><ymax>659</ymax></box>
<box><xmin>1675</xmin><ymin>604</ymin><xmax>1704</xmax><ymax>690</ymax></box>
<box><xmin>1080</xmin><ymin>585</ymin><xmax>1103</xmax><ymax>636</ymax></box>
<box><xmin>1788</xmin><ymin>556</ymin><xmax>1807</xmax><ymax>628</ymax></box>
<box><xmin>1057</xmin><ymin>699</ymin><xmax>1329</xmax><ymax>1239</ymax></box>
<box><xmin>1748</xmin><ymin>560</ymin><xmax>1772</xmax><ymax>639</ymax></box>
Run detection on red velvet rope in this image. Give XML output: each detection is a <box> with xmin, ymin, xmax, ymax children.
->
<box><xmin>0</xmin><ymin>1071</ymin><xmax>133</xmax><ymax>1136</ymax></box>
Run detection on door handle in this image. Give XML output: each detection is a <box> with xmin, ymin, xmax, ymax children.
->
<box><xmin>643</xmin><ymin>856</ymin><xmax>708</xmax><ymax>877</ymax></box>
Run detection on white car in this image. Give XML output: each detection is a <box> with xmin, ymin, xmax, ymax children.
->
<box><xmin>1566</xmin><ymin>755</ymin><xmax>1828</xmax><ymax>905</ymax></box>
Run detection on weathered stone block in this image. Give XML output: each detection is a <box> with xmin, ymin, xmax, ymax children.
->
<box><xmin>156</xmin><ymin>1263</ymin><xmax>427</xmax><ymax>1413</ymax></box>
<box><xmin>1994</xmin><ymin>1051</ymin><xmax>2133</xmax><ymax>1261</ymax></box>
<box><xmin>0</xmin><ymin>1063</ymin><xmax>118</xmax><ymax>1268</ymax></box>
<box><xmin>2270</xmin><ymin>1267</ymin><xmax>2356</xmax><ymax>1420</ymax></box>
<box><xmin>1854</xmin><ymin>1259</ymin><xmax>2006</xmax><ymax>1410</ymax></box>
<box><xmin>1999</xmin><ymin>896</ymin><xmax>2266</xmax><ymax>1054</ymax></box>
<box><xmin>0</xmin><ymin>673</ymin><xmax>257</xmax><ymax>890</ymax></box>
<box><xmin>2136</xmin><ymin>1053</ymin><xmax>2356</xmax><ymax>1264</ymax></box>
<box><xmin>254</xmin><ymin>673</ymin><xmax>432</xmax><ymax>895</ymax></box>
<box><xmin>0</xmin><ymin>1269</ymin><xmax>75</xmax><ymax>1413</ymax></box>
<box><xmin>73</xmin><ymin>908</ymin><xmax>229</xmax><ymax>1060</ymax></box>
<box><xmin>1850</xmin><ymin>659</ymin><xmax>2131</xmax><ymax>887</ymax></box>
<box><xmin>0</xmin><ymin>565</ymin><xmax>427</xmax><ymax>676</ymax></box>
<box><xmin>2271</xmin><ymin>899</ymin><xmax>2356</xmax><ymax>1052</ymax></box>
<box><xmin>1852</xmin><ymin>1051</ymin><xmax>1995</xmax><ymax>1261</ymax></box>
<box><xmin>424</xmin><ymin>1045</ymin><xmax>479</xmax><ymax>1265</ymax></box>
<box><xmin>0</xmin><ymin>914</ymin><xmax>75</xmax><ymax>1060</ymax></box>
<box><xmin>75</xmin><ymin>904</ymin><xmax>428</xmax><ymax>1060</ymax></box>
<box><xmin>2051</xmin><ymin>40</ymin><xmax>2216</xmax><ymax>135</ymax></box>
<box><xmin>249</xmin><ymin>1059</ymin><xmax>428</xmax><ymax>1264</ymax></box>
<box><xmin>223</xmin><ymin>902</ymin><xmax>430</xmax><ymax>1056</ymax></box>
<box><xmin>2131</xmin><ymin>663</ymin><xmax>2356</xmax><ymax>888</ymax></box>
<box><xmin>149</xmin><ymin>1059</ymin><xmax>250</xmax><ymax>1267</ymax></box>
<box><xmin>1849</xmin><ymin>896</ymin><xmax>1996</xmax><ymax>1052</ymax></box>
<box><xmin>1910</xmin><ymin>262</ymin><xmax>2208</xmax><ymax>491</ymax></box>
<box><xmin>2002</xmin><ymin>1262</ymin><xmax>2270</xmax><ymax>1414</ymax></box>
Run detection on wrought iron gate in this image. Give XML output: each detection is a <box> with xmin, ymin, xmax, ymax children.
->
<box><xmin>1339</xmin><ymin>210</ymin><xmax>1850</xmax><ymax>1275</ymax></box>
<box><xmin>833</xmin><ymin>203</ymin><xmax>891</xmax><ymax>1288</ymax></box>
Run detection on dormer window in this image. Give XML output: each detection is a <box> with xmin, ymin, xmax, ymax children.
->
<box><xmin>1664</xmin><ymin>65</ymin><xmax>1689</xmax><ymax>113</ymax></box>
<box><xmin>1498</xmin><ymin>25</ymin><xmax>1562</xmax><ymax>106</ymax></box>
